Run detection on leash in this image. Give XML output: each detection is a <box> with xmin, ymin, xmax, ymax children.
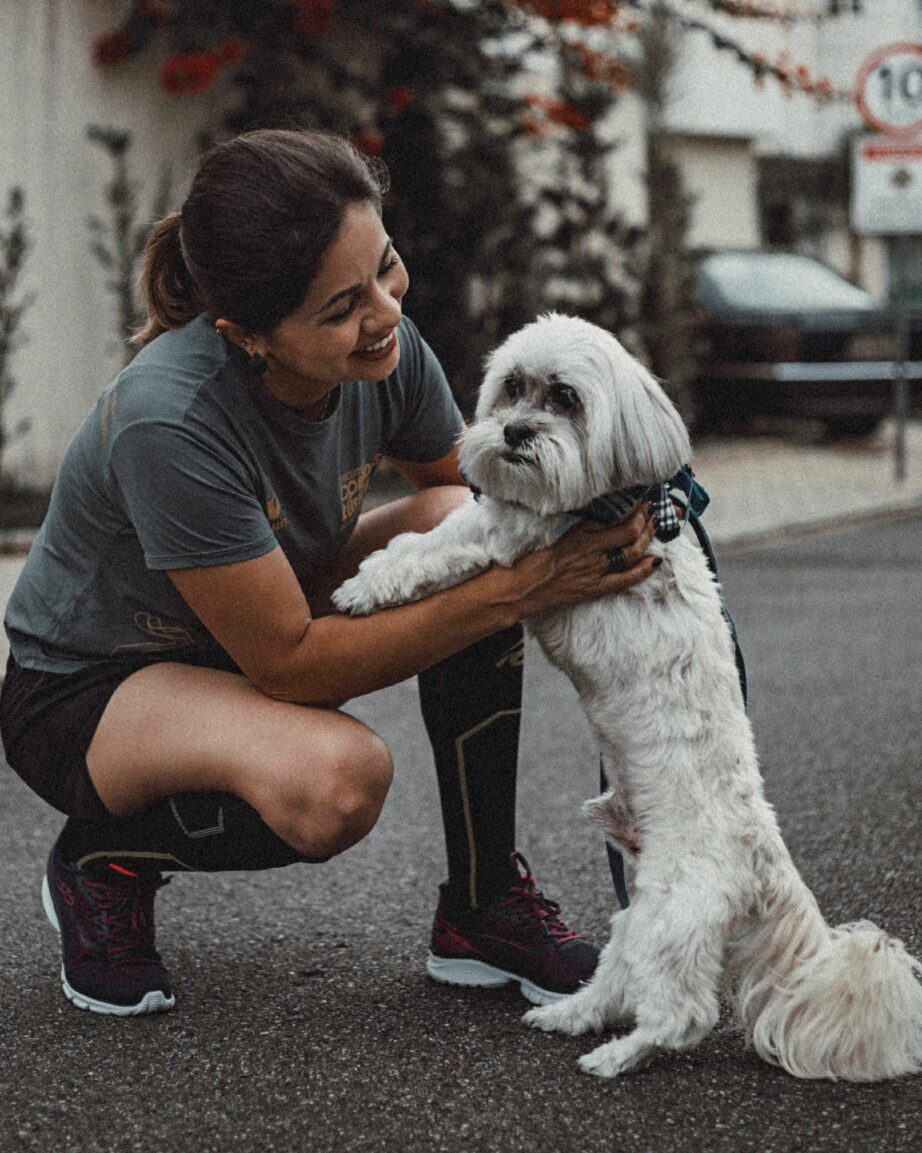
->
<box><xmin>596</xmin><ymin>466</ymin><xmax>748</xmax><ymax>908</ymax></box>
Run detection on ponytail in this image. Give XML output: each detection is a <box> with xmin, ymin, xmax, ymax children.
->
<box><xmin>133</xmin><ymin>213</ymin><xmax>204</xmax><ymax>347</ymax></box>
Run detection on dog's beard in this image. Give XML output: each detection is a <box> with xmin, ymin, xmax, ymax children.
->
<box><xmin>460</xmin><ymin>415</ymin><xmax>603</xmax><ymax>514</ymax></box>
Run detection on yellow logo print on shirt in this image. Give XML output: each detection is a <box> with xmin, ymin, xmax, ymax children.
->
<box><xmin>340</xmin><ymin>455</ymin><xmax>382</xmax><ymax>523</ymax></box>
<box><xmin>265</xmin><ymin>492</ymin><xmax>288</xmax><ymax>533</ymax></box>
<box><xmin>111</xmin><ymin>613</ymin><xmax>210</xmax><ymax>656</ymax></box>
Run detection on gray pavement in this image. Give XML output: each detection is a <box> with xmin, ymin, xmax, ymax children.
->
<box><xmin>1</xmin><ymin>427</ymin><xmax>921</xmax><ymax>1151</ymax></box>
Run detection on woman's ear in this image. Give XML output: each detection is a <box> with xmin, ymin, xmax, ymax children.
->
<box><xmin>214</xmin><ymin>318</ymin><xmax>263</xmax><ymax>358</ymax></box>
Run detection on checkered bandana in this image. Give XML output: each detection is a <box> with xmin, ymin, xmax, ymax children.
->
<box><xmin>571</xmin><ymin>467</ymin><xmax>708</xmax><ymax>542</ymax></box>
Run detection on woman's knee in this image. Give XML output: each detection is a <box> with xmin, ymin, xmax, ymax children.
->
<box><xmin>266</xmin><ymin>726</ymin><xmax>394</xmax><ymax>859</ymax></box>
<box><xmin>325</xmin><ymin>729</ymin><xmax>394</xmax><ymax>851</ymax></box>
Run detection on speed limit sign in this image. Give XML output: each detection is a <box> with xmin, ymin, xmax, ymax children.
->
<box><xmin>855</xmin><ymin>43</ymin><xmax>922</xmax><ymax>137</ymax></box>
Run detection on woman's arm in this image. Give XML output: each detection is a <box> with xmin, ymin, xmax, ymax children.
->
<box><xmin>387</xmin><ymin>444</ymin><xmax>465</xmax><ymax>489</ymax></box>
<box><xmin>167</xmin><ymin>503</ymin><xmax>657</xmax><ymax>707</ymax></box>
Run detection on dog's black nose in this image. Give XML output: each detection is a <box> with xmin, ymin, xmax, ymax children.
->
<box><xmin>503</xmin><ymin>421</ymin><xmax>535</xmax><ymax>449</ymax></box>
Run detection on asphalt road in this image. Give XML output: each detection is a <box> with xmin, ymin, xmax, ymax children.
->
<box><xmin>1</xmin><ymin>514</ymin><xmax>920</xmax><ymax>1153</ymax></box>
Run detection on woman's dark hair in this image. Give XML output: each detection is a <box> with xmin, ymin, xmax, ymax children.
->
<box><xmin>135</xmin><ymin>130</ymin><xmax>388</xmax><ymax>346</ymax></box>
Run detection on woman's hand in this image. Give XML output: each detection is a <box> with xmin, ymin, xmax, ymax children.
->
<box><xmin>506</xmin><ymin>502</ymin><xmax>660</xmax><ymax>620</ymax></box>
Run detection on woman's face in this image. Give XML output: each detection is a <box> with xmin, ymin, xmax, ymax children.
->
<box><xmin>254</xmin><ymin>199</ymin><xmax>409</xmax><ymax>414</ymax></box>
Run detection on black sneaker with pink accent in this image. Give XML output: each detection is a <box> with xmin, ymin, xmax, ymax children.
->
<box><xmin>426</xmin><ymin>852</ymin><xmax>598</xmax><ymax>1005</ymax></box>
<box><xmin>41</xmin><ymin>837</ymin><xmax>175</xmax><ymax>1016</ymax></box>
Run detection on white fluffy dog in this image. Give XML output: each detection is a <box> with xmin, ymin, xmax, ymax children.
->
<box><xmin>333</xmin><ymin>314</ymin><xmax>922</xmax><ymax>1082</ymax></box>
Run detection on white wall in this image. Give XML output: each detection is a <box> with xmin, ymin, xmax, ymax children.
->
<box><xmin>670</xmin><ymin>135</ymin><xmax>761</xmax><ymax>250</ymax></box>
<box><xmin>0</xmin><ymin>0</ymin><xmax>232</xmax><ymax>487</ymax></box>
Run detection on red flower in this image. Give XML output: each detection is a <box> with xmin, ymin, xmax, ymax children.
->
<box><xmin>160</xmin><ymin>52</ymin><xmax>220</xmax><ymax>95</ymax></box>
<box><xmin>546</xmin><ymin>101</ymin><xmax>591</xmax><ymax>132</ymax></box>
<box><xmin>215</xmin><ymin>37</ymin><xmax>246</xmax><ymax>67</ymax></box>
<box><xmin>523</xmin><ymin>116</ymin><xmax>551</xmax><ymax>138</ymax></box>
<box><xmin>294</xmin><ymin>0</ymin><xmax>336</xmax><ymax>39</ymax></box>
<box><xmin>352</xmin><ymin>132</ymin><xmax>383</xmax><ymax>157</ymax></box>
<box><xmin>93</xmin><ymin>30</ymin><xmax>130</xmax><ymax>66</ymax></box>
<box><xmin>524</xmin><ymin>94</ymin><xmax>592</xmax><ymax>133</ymax></box>
<box><xmin>515</xmin><ymin>1</ymin><xmax>621</xmax><ymax>27</ymax></box>
<box><xmin>572</xmin><ymin>43</ymin><xmax>632</xmax><ymax>91</ymax></box>
<box><xmin>385</xmin><ymin>86</ymin><xmax>416</xmax><ymax>116</ymax></box>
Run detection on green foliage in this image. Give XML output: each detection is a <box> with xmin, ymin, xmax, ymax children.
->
<box><xmin>526</xmin><ymin>39</ymin><xmax>637</xmax><ymax>348</ymax></box>
<box><xmin>87</xmin><ymin>126</ymin><xmax>173</xmax><ymax>364</ymax></box>
<box><xmin>0</xmin><ymin>187</ymin><xmax>34</xmax><ymax>483</ymax></box>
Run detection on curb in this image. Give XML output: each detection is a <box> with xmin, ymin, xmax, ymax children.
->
<box><xmin>714</xmin><ymin>498</ymin><xmax>922</xmax><ymax>554</ymax></box>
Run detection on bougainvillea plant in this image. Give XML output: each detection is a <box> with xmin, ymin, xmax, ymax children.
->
<box><xmin>88</xmin><ymin>0</ymin><xmax>840</xmax><ymax>408</ymax></box>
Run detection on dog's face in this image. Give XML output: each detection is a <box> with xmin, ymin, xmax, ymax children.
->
<box><xmin>459</xmin><ymin>314</ymin><xmax>692</xmax><ymax>515</ymax></box>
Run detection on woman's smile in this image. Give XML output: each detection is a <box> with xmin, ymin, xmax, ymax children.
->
<box><xmin>353</xmin><ymin>330</ymin><xmax>398</xmax><ymax>360</ymax></box>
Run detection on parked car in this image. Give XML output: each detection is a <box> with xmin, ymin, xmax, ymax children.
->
<box><xmin>694</xmin><ymin>251</ymin><xmax>922</xmax><ymax>437</ymax></box>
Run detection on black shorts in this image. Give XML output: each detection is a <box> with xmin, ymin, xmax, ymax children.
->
<box><xmin>1</xmin><ymin>648</ymin><xmax>244</xmax><ymax>821</ymax></box>
<box><xmin>0</xmin><ymin>654</ymin><xmax>150</xmax><ymax>820</ymax></box>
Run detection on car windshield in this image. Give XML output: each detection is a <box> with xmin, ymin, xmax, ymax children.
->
<box><xmin>699</xmin><ymin>253</ymin><xmax>876</xmax><ymax>312</ymax></box>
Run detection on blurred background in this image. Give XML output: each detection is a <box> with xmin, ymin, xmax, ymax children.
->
<box><xmin>0</xmin><ymin>0</ymin><xmax>920</xmax><ymax>517</ymax></box>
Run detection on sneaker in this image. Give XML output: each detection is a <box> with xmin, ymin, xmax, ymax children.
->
<box><xmin>426</xmin><ymin>851</ymin><xmax>598</xmax><ymax>1005</ymax></box>
<box><xmin>42</xmin><ymin>838</ymin><xmax>175</xmax><ymax>1016</ymax></box>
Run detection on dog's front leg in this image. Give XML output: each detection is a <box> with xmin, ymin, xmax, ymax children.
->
<box><xmin>524</xmin><ymin>913</ymin><xmax>633</xmax><ymax>1036</ymax></box>
<box><xmin>332</xmin><ymin>504</ymin><xmax>496</xmax><ymax>616</ymax></box>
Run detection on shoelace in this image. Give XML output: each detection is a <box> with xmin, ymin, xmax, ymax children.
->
<box><xmin>82</xmin><ymin>873</ymin><xmax>170</xmax><ymax>959</ymax></box>
<box><xmin>497</xmin><ymin>852</ymin><xmax>579</xmax><ymax>945</ymax></box>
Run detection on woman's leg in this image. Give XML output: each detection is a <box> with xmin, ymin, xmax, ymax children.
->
<box><xmin>43</xmin><ymin>664</ymin><xmax>392</xmax><ymax>1017</ymax></box>
<box><xmin>315</xmin><ymin>486</ymin><xmax>597</xmax><ymax>1002</ymax></box>
<box><xmin>308</xmin><ymin>486</ymin><xmax>522</xmax><ymax>908</ymax></box>
<box><xmin>84</xmin><ymin>663</ymin><xmax>392</xmax><ymax>859</ymax></box>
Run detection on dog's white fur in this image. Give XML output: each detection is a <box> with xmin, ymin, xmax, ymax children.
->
<box><xmin>333</xmin><ymin>313</ymin><xmax>922</xmax><ymax>1081</ymax></box>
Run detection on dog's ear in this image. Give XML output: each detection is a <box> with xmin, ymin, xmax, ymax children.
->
<box><xmin>606</xmin><ymin>353</ymin><xmax>692</xmax><ymax>488</ymax></box>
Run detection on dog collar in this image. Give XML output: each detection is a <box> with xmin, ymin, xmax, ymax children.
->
<box><xmin>462</xmin><ymin>465</ymin><xmax>708</xmax><ymax>544</ymax></box>
<box><xmin>571</xmin><ymin>467</ymin><xmax>708</xmax><ymax>542</ymax></box>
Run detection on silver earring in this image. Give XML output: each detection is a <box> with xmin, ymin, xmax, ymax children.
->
<box><xmin>248</xmin><ymin>350</ymin><xmax>269</xmax><ymax>375</ymax></box>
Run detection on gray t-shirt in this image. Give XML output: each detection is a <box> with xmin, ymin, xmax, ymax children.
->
<box><xmin>6</xmin><ymin>314</ymin><xmax>462</xmax><ymax>672</ymax></box>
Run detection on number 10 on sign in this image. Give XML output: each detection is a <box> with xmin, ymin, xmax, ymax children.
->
<box><xmin>856</xmin><ymin>43</ymin><xmax>922</xmax><ymax>137</ymax></box>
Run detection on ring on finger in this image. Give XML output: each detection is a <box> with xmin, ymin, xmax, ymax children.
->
<box><xmin>607</xmin><ymin>547</ymin><xmax>630</xmax><ymax>574</ymax></box>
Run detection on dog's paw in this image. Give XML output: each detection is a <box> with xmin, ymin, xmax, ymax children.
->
<box><xmin>578</xmin><ymin>1036</ymin><xmax>653</xmax><ymax>1079</ymax></box>
<box><xmin>578</xmin><ymin>1043</ymin><xmax>624</xmax><ymax>1079</ymax></box>
<box><xmin>523</xmin><ymin>996</ymin><xmax>604</xmax><ymax>1037</ymax></box>
<box><xmin>331</xmin><ymin>573</ymin><xmax>382</xmax><ymax>616</ymax></box>
<box><xmin>332</xmin><ymin>547</ymin><xmax>417</xmax><ymax>615</ymax></box>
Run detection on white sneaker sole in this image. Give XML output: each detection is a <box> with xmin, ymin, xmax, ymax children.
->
<box><xmin>42</xmin><ymin>874</ymin><xmax>176</xmax><ymax>1016</ymax></box>
<box><xmin>426</xmin><ymin>951</ymin><xmax>567</xmax><ymax>1006</ymax></box>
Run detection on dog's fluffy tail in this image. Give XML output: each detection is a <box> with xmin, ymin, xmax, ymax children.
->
<box><xmin>731</xmin><ymin>877</ymin><xmax>922</xmax><ymax>1081</ymax></box>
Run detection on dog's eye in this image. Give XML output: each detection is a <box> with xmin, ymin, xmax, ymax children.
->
<box><xmin>549</xmin><ymin>383</ymin><xmax>581</xmax><ymax>411</ymax></box>
<box><xmin>504</xmin><ymin>376</ymin><xmax>521</xmax><ymax>402</ymax></box>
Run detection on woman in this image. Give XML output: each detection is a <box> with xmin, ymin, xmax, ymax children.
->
<box><xmin>0</xmin><ymin>130</ymin><xmax>659</xmax><ymax>1016</ymax></box>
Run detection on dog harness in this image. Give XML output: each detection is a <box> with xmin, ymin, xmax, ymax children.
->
<box><xmin>463</xmin><ymin>465</ymin><xmax>708</xmax><ymax>543</ymax></box>
<box><xmin>570</xmin><ymin>466</ymin><xmax>709</xmax><ymax>542</ymax></box>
